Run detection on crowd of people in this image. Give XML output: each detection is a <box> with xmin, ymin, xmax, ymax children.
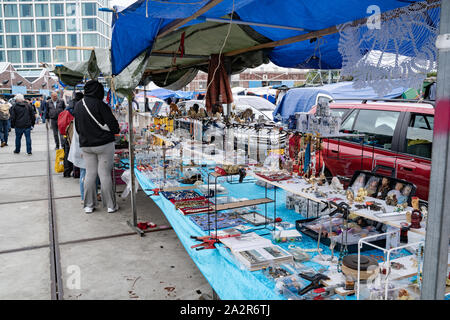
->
<box><xmin>0</xmin><ymin>80</ymin><xmax>120</xmax><ymax>214</ymax></box>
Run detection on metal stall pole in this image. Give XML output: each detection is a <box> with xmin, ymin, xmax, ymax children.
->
<box><xmin>421</xmin><ymin>0</ymin><xmax>450</xmax><ymax>300</ymax></box>
<box><xmin>126</xmin><ymin>92</ymin><xmax>144</xmax><ymax>236</ymax></box>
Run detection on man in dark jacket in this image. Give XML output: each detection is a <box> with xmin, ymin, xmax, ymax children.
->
<box><xmin>10</xmin><ymin>94</ymin><xmax>36</xmax><ymax>155</ymax></box>
<box><xmin>46</xmin><ymin>91</ymin><xmax>66</xmax><ymax>149</ymax></box>
<box><xmin>74</xmin><ymin>80</ymin><xmax>120</xmax><ymax>214</ymax></box>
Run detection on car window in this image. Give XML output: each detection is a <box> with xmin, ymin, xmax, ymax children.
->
<box><xmin>352</xmin><ymin>109</ymin><xmax>400</xmax><ymax>150</ymax></box>
<box><xmin>405</xmin><ymin>113</ymin><xmax>433</xmax><ymax>158</ymax></box>
<box><xmin>330</xmin><ymin>108</ymin><xmax>348</xmax><ymax>118</ymax></box>
<box><xmin>340</xmin><ymin>109</ymin><xmax>357</xmax><ymax>131</ymax></box>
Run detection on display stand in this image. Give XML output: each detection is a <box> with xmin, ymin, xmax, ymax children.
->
<box><xmin>206</xmin><ymin>171</ymin><xmax>276</xmax><ymax>237</ymax></box>
<box><xmin>126</xmin><ymin>94</ymin><xmax>144</xmax><ymax>236</ymax></box>
<box><xmin>356</xmin><ymin>232</ymin><xmax>424</xmax><ymax>300</ymax></box>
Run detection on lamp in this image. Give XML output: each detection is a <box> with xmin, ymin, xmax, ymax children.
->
<box><xmin>2</xmin><ymin>80</ymin><xmax>9</xmax><ymax>85</ymax></box>
<box><xmin>16</xmin><ymin>81</ymin><xmax>23</xmax><ymax>85</ymax></box>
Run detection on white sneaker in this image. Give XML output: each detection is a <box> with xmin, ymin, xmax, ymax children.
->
<box><xmin>84</xmin><ymin>207</ymin><xmax>94</xmax><ymax>214</ymax></box>
<box><xmin>107</xmin><ymin>205</ymin><xmax>119</xmax><ymax>213</ymax></box>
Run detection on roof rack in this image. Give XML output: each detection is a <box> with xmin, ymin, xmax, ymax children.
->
<box><xmin>331</xmin><ymin>98</ymin><xmax>435</xmax><ymax>107</ymax></box>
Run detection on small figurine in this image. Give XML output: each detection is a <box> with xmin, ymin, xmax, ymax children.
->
<box><xmin>410</xmin><ymin>196</ymin><xmax>422</xmax><ymax>229</ymax></box>
<box><xmin>331</xmin><ymin>176</ymin><xmax>344</xmax><ymax>191</ymax></box>
<box><xmin>397</xmin><ymin>185</ymin><xmax>412</xmax><ymax>205</ymax></box>
<box><xmin>355</xmin><ymin>188</ymin><xmax>368</xmax><ymax>203</ymax></box>
<box><xmin>377</xmin><ymin>177</ymin><xmax>390</xmax><ymax>199</ymax></box>
<box><xmin>385</xmin><ymin>193</ymin><xmax>398</xmax><ymax>206</ymax></box>
<box><xmin>317</xmin><ymin>173</ymin><xmax>327</xmax><ymax>186</ymax></box>
<box><xmin>387</xmin><ymin>182</ymin><xmax>403</xmax><ymax>200</ymax></box>
<box><xmin>346</xmin><ymin>189</ymin><xmax>354</xmax><ymax>205</ymax></box>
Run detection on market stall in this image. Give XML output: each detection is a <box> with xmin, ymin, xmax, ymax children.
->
<box><xmin>48</xmin><ymin>0</ymin><xmax>450</xmax><ymax>300</ymax></box>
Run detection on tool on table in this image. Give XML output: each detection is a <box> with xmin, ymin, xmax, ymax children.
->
<box><xmin>144</xmin><ymin>188</ymin><xmax>160</xmax><ymax>196</ymax></box>
<box><xmin>190</xmin><ymin>235</ymin><xmax>220</xmax><ymax>250</ymax></box>
<box><xmin>298</xmin><ymin>272</ymin><xmax>330</xmax><ymax>295</ymax></box>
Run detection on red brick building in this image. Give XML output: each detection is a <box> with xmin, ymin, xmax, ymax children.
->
<box><xmin>184</xmin><ymin>63</ymin><xmax>308</xmax><ymax>92</ymax></box>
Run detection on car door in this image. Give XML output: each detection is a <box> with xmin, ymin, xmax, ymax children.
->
<box><xmin>395</xmin><ymin>112</ymin><xmax>433</xmax><ymax>200</ymax></box>
<box><xmin>323</xmin><ymin>108</ymin><xmax>403</xmax><ymax>180</ymax></box>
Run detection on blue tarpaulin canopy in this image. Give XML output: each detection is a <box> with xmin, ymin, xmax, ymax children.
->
<box><xmin>111</xmin><ymin>0</ymin><xmax>439</xmax><ymax>77</ymax></box>
<box><xmin>145</xmin><ymin>88</ymin><xmax>196</xmax><ymax>100</ymax></box>
<box><xmin>273</xmin><ymin>81</ymin><xmax>408</xmax><ymax>121</ymax></box>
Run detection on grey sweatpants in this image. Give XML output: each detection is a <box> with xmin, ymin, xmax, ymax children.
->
<box><xmin>81</xmin><ymin>142</ymin><xmax>116</xmax><ymax>209</ymax></box>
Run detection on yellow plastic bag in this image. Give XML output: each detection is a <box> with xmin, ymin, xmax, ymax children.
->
<box><xmin>54</xmin><ymin>149</ymin><xmax>64</xmax><ymax>173</ymax></box>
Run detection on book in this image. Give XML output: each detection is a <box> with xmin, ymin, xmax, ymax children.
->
<box><xmin>234</xmin><ymin>245</ymin><xmax>293</xmax><ymax>271</ymax></box>
<box><xmin>220</xmin><ymin>232</ymin><xmax>293</xmax><ymax>270</ymax></box>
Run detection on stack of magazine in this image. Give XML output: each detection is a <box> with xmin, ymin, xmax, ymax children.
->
<box><xmin>220</xmin><ymin>233</ymin><xmax>293</xmax><ymax>271</ymax></box>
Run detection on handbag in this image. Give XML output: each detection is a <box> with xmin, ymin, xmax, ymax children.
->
<box><xmin>54</xmin><ymin>149</ymin><xmax>64</xmax><ymax>173</ymax></box>
<box><xmin>82</xmin><ymin>98</ymin><xmax>110</xmax><ymax>132</ymax></box>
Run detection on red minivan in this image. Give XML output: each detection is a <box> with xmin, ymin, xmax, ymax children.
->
<box><xmin>317</xmin><ymin>100</ymin><xmax>434</xmax><ymax>201</ymax></box>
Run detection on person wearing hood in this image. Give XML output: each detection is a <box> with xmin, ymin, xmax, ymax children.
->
<box><xmin>10</xmin><ymin>94</ymin><xmax>36</xmax><ymax>155</ymax></box>
<box><xmin>73</xmin><ymin>80</ymin><xmax>120</xmax><ymax>214</ymax></box>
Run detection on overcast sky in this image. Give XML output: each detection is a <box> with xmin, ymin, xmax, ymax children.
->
<box><xmin>110</xmin><ymin>0</ymin><xmax>136</xmax><ymax>8</ymax></box>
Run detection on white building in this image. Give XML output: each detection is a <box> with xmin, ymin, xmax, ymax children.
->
<box><xmin>0</xmin><ymin>0</ymin><xmax>111</xmax><ymax>70</ymax></box>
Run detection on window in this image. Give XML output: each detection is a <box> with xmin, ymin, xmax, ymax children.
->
<box><xmin>52</xmin><ymin>34</ymin><xmax>65</xmax><ymax>47</ymax></box>
<box><xmin>66</xmin><ymin>18</ymin><xmax>77</xmax><ymax>32</ymax></box>
<box><xmin>51</xmin><ymin>19</ymin><xmax>65</xmax><ymax>32</ymax></box>
<box><xmin>352</xmin><ymin>109</ymin><xmax>400</xmax><ymax>150</ymax></box>
<box><xmin>37</xmin><ymin>35</ymin><xmax>50</xmax><ymax>48</ymax></box>
<box><xmin>20</xmin><ymin>4</ymin><xmax>32</xmax><ymax>17</ymax></box>
<box><xmin>0</xmin><ymin>36</ymin><xmax>3</xmax><ymax>49</ymax></box>
<box><xmin>6</xmin><ymin>35</ymin><xmax>19</xmax><ymax>48</ymax></box>
<box><xmin>340</xmin><ymin>109</ymin><xmax>357</xmax><ymax>131</ymax></box>
<box><xmin>0</xmin><ymin>5</ymin><xmax>2</xmax><ymax>18</ymax></box>
<box><xmin>38</xmin><ymin>50</ymin><xmax>51</xmax><ymax>63</ymax></box>
<box><xmin>82</xmin><ymin>18</ymin><xmax>96</xmax><ymax>31</ymax></box>
<box><xmin>5</xmin><ymin>20</ymin><xmax>19</xmax><ymax>33</ymax></box>
<box><xmin>22</xmin><ymin>35</ymin><xmax>35</xmax><ymax>48</ymax></box>
<box><xmin>67</xmin><ymin>50</ymin><xmax>78</xmax><ymax>61</ymax></box>
<box><xmin>83</xmin><ymin>33</ymin><xmax>98</xmax><ymax>47</ymax></box>
<box><xmin>67</xmin><ymin>34</ymin><xmax>78</xmax><ymax>47</ymax></box>
<box><xmin>330</xmin><ymin>108</ymin><xmax>349</xmax><ymax>118</ymax></box>
<box><xmin>0</xmin><ymin>51</ymin><xmax>5</xmax><ymax>62</ymax></box>
<box><xmin>35</xmin><ymin>4</ymin><xmax>48</xmax><ymax>17</ymax></box>
<box><xmin>23</xmin><ymin>50</ymin><xmax>36</xmax><ymax>63</ymax></box>
<box><xmin>82</xmin><ymin>2</ymin><xmax>97</xmax><ymax>16</ymax></box>
<box><xmin>51</xmin><ymin>3</ymin><xmax>64</xmax><ymax>17</ymax></box>
<box><xmin>83</xmin><ymin>50</ymin><xmax>91</xmax><ymax>60</ymax></box>
<box><xmin>0</xmin><ymin>21</ymin><xmax>2</xmax><ymax>33</ymax></box>
<box><xmin>66</xmin><ymin>3</ymin><xmax>76</xmax><ymax>16</ymax></box>
<box><xmin>20</xmin><ymin>20</ymin><xmax>34</xmax><ymax>33</ymax></box>
<box><xmin>4</xmin><ymin>4</ymin><xmax>18</xmax><ymax>17</ymax></box>
<box><xmin>36</xmin><ymin>19</ymin><xmax>49</xmax><ymax>32</ymax></box>
<box><xmin>7</xmin><ymin>50</ymin><xmax>21</xmax><ymax>64</ymax></box>
<box><xmin>405</xmin><ymin>114</ymin><xmax>434</xmax><ymax>158</ymax></box>
<box><xmin>53</xmin><ymin>49</ymin><xmax>66</xmax><ymax>63</ymax></box>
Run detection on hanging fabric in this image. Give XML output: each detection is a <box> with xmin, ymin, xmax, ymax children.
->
<box><xmin>205</xmin><ymin>54</ymin><xmax>233</xmax><ymax>114</ymax></box>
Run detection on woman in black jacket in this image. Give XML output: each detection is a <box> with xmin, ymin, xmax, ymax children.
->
<box><xmin>74</xmin><ymin>80</ymin><xmax>120</xmax><ymax>214</ymax></box>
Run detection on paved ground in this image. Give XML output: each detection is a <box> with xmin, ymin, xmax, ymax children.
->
<box><xmin>0</xmin><ymin>123</ymin><xmax>210</xmax><ymax>300</ymax></box>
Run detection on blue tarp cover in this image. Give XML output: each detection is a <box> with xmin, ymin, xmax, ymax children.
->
<box><xmin>146</xmin><ymin>88</ymin><xmax>196</xmax><ymax>100</ymax></box>
<box><xmin>111</xmin><ymin>0</ymin><xmax>439</xmax><ymax>75</ymax></box>
<box><xmin>273</xmin><ymin>81</ymin><xmax>407</xmax><ymax>121</ymax></box>
<box><xmin>132</xmin><ymin>162</ymin><xmax>410</xmax><ymax>300</ymax></box>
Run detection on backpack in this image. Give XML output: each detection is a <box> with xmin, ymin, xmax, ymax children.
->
<box><xmin>0</xmin><ymin>103</ymin><xmax>10</xmax><ymax>120</ymax></box>
<box><xmin>57</xmin><ymin>110</ymin><xmax>74</xmax><ymax>136</ymax></box>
